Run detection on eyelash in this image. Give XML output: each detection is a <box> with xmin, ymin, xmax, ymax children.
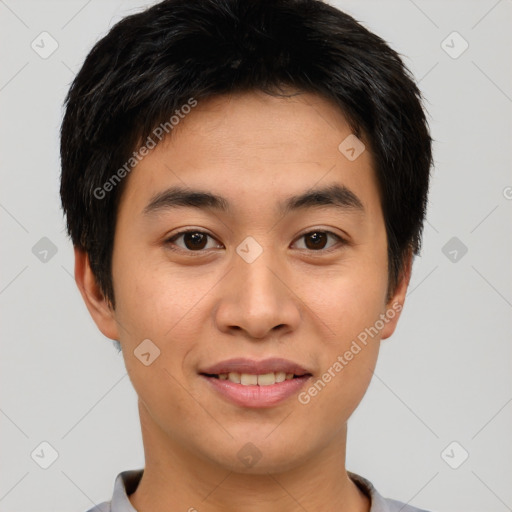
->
<box><xmin>164</xmin><ymin>229</ymin><xmax>347</xmax><ymax>255</ymax></box>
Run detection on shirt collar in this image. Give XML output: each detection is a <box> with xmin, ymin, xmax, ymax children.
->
<box><xmin>108</xmin><ymin>468</ymin><xmax>401</xmax><ymax>512</ymax></box>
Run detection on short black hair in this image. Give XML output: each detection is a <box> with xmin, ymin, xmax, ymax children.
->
<box><xmin>60</xmin><ymin>0</ymin><xmax>433</xmax><ymax>307</ymax></box>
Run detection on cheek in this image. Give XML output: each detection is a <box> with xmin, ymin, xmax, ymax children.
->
<box><xmin>297</xmin><ymin>274</ymin><xmax>385</xmax><ymax>423</ymax></box>
<box><xmin>298</xmin><ymin>345</ymin><xmax>379</xmax><ymax>434</ymax></box>
<box><xmin>300</xmin><ymin>247</ymin><xmax>387</xmax><ymax>410</ymax></box>
<box><xmin>332</xmin><ymin>279</ymin><xmax>387</xmax><ymax>340</ymax></box>
<box><xmin>113</xmin><ymin>260</ymin><xmax>208</xmax><ymax>428</ymax></box>
<box><xmin>112</xmin><ymin>252</ymin><xmax>207</xmax><ymax>344</ymax></box>
<box><xmin>311</xmin><ymin>251</ymin><xmax>388</xmax><ymax>340</ymax></box>
<box><xmin>112</xmin><ymin>254</ymin><xmax>223</xmax><ymax>405</ymax></box>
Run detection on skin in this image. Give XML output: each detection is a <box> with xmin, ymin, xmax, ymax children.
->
<box><xmin>75</xmin><ymin>90</ymin><xmax>412</xmax><ymax>512</ymax></box>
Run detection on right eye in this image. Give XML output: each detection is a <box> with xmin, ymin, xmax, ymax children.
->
<box><xmin>165</xmin><ymin>230</ymin><xmax>224</xmax><ymax>253</ymax></box>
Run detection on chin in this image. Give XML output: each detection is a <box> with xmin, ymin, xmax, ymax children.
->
<box><xmin>200</xmin><ymin>436</ymin><xmax>313</xmax><ymax>475</ymax></box>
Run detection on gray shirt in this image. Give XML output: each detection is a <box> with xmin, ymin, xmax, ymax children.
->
<box><xmin>86</xmin><ymin>469</ymin><xmax>432</xmax><ymax>512</ymax></box>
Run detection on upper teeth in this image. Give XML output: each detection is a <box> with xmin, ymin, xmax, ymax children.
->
<box><xmin>218</xmin><ymin>372</ymin><xmax>295</xmax><ymax>385</ymax></box>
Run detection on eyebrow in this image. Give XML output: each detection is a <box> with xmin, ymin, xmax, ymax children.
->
<box><xmin>143</xmin><ymin>183</ymin><xmax>364</xmax><ymax>216</ymax></box>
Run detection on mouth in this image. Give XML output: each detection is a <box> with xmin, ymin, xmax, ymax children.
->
<box><xmin>199</xmin><ymin>358</ymin><xmax>313</xmax><ymax>408</ymax></box>
<box><xmin>201</xmin><ymin>371</ymin><xmax>308</xmax><ymax>386</ymax></box>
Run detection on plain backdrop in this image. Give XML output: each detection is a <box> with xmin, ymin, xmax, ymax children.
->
<box><xmin>1</xmin><ymin>0</ymin><xmax>511</xmax><ymax>511</ymax></box>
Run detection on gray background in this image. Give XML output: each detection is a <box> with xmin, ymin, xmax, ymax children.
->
<box><xmin>1</xmin><ymin>0</ymin><xmax>511</xmax><ymax>510</ymax></box>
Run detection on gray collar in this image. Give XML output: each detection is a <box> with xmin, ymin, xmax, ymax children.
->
<box><xmin>97</xmin><ymin>468</ymin><xmax>430</xmax><ymax>512</ymax></box>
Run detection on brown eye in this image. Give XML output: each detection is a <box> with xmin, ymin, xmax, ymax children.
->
<box><xmin>182</xmin><ymin>232</ymin><xmax>208</xmax><ymax>250</ymax></box>
<box><xmin>304</xmin><ymin>231</ymin><xmax>328</xmax><ymax>250</ymax></box>
<box><xmin>294</xmin><ymin>230</ymin><xmax>345</xmax><ymax>252</ymax></box>
<box><xmin>166</xmin><ymin>230</ymin><xmax>222</xmax><ymax>252</ymax></box>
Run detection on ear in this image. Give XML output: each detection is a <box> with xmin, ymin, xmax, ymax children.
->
<box><xmin>380</xmin><ymin>249</ymin><xmax>413</xmax><ymax>340</ymax></box>
<box><xmin>74</xmin><ymin>247</ymin><xmax>120</xmax><ymax>341</ymax></box>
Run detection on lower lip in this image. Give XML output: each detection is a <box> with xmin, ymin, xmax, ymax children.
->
<box><xmin>201</xmin><ymin>375</ymin><xmax>311</xmax><ymax>408</ymax></box>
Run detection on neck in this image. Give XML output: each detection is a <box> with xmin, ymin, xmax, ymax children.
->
<box><xmin>129</xmin><ymin>401</ymin><xmax>370</xmax><ymax>512</ymax></box>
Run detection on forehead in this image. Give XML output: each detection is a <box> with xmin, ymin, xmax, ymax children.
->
<box><xmin>117</xmin><ymin>90</ymin><xmax>380</xmax><ymax>219</ymax></box>
<box><xmin>164</xmin><ymin>90</ymin><xmax>357</xmax><ymax>159</ymax></box>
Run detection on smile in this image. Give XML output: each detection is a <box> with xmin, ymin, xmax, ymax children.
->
<box><xmin>200</xmin><ymin>374</ymin><xmax>312</xmax><ymax>408</ymax></box>
<box><xmin>207</xmin><ymin>371</ymin><xmax>296</xmax><ymax>386</ymax></box>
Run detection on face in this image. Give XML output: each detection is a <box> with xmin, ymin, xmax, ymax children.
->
<box><xmin>78</xmin><ymin>90</ymin><xmax>410</xmax><ymax>474</ymax></box>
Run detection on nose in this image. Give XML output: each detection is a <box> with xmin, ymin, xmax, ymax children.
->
<box><xmin>213</xmin><ymin>245</ymin><xmax>302</xmax><ymax>340</ymax></box>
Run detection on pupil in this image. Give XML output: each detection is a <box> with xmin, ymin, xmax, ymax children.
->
<box><xmin>306</xmin><ymin>232</ymin><xmax>326</xmax><ymax>250</ymax></box>
<box><xmin>185</xmin><ymin>232</ymin><xmax>207</xmax><ymax>250</ymax></box>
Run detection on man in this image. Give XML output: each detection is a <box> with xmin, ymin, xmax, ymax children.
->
<box><xmin>60</xmin><ymin>1</ymin><xmax>433</xmax><ymax>510</ymax></box>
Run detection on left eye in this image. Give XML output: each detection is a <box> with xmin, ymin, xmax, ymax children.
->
<box><xmin>293</xmin><ymin>230</ymin><xmax>344</xmax><ymax>251</ymax></box>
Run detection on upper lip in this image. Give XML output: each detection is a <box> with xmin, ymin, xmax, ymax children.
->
<box><xmin>200</xmin><ymin>358</ymin><xmax>312</xmax><ymax>376</ymax></box>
